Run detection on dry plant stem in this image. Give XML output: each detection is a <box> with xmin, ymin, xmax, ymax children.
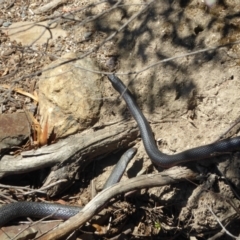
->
<box><xmin>0</xmin><ymin>193</ymin><xmax>16</xmax><ymax>203</ymax></box>
<box><xmin>0</xmin><ymin>179</ymin><xmax>66</xmax><ymax>197</ymax></box>
<box><xmin>10</xmin><ymin>225</ymin><xmax>33</xmax><ymax>240</ymax></box>
<box><xmin>216</xmin><ymin>116</ymin><xmax>240</xmax><ymax>141</ymax></box>
<box><xmin>206</xmin><ymin>205</ymin><xmax>238</xmax><ymax>239</ymax></box>
<box><xmin>0</xmin><ymin>183</ymin><xmax>33</xmax><ymax>191</ymax></box>
<box><xmin>208</xmin><ymin>230</ymin><xmax>226</xmax><ymax>240</ymax></box>
<box><xmin>37</xmin><ymin>167</ymin><xmax>198</xmax><ymax>240</ymax></box>
<box><xmin>23</xmin><ymin>179</ymin><xmax>68</xmax><ymax>195</ymax></box>
<box><xmin>12</xmin><ymin>213</ymin><xmax>64</xmax><ymax>240</ymax></box>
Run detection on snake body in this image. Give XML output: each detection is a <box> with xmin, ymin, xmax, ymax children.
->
<box><xmin>108</xmin><ymin>74</ymin><xmax>240</xmax><ymax>168</ymax></box>
<box><xmin>1</xmin><ymin>74</ymin><xmax>240</xmax><ymax>227</ymax></box>
<box><xmin>0</xmin><ymin>202</ymin><xmax>81</xmax><ymax>227</ymax></box>
<box><xmin>103</xmin><ymin>148</ymin><xmax>137</xmax><ymax>189</ymax></box>
<box><xmin>0</xmin><ymin>148</ymin><xmax>136</xmax><ymax>227</ymax></box>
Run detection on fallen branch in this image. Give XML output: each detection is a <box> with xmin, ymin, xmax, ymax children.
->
<box><xmin>37</xmin><ymin>167</ymin><xmax>198</xmax><ymax>240</ymax></box>
<box><xmin>0</xmin><ymin>121</ymin><xmax>138</xmax><ymax>179</ymax></box>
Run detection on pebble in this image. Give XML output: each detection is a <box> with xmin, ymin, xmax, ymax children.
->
<box><xmin>3</xmin><ymin>21</ymin><xmax>12</xmax><ymax>27</ymax></box>
<box><xmin>0</xmin><ymin>19</ymin><xmax>4</xmax><ymax>26</ymax></box>
<box><xmin>84</xmin><ymin>31</ymin><xmax>93</xmax><ymax>40</ymax></box>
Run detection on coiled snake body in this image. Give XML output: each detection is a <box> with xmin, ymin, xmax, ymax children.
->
<box><xmin>1</xmin><ymin>74</ymin><xmax>239</xmax><ymax>227</ymax></box>
<box><xmin>0</xmin><ymin>148</ymin><xmax>137</xmax><ymax>227</ymax></box>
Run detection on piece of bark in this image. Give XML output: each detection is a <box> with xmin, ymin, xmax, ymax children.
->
<box><xmin>0</xmin><ymin>121</ymin><xmax>138</xmax><ymax>179</ymax></box>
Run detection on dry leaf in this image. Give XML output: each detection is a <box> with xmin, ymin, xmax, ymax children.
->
<box><xmin>39</xmin><ymin>116</ymin><xmax>48</xmax><ymax>146</ymax></box>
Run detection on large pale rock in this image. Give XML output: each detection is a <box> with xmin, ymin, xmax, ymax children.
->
<box><xmin>3</xmin><ymin>21</ymin><xmax>67</xmax><ymax>45</ymax></box>
<box><xmin>38</xmin><ymin>53</ymin><xmax>102</xmax><ymax>138</ymax></box>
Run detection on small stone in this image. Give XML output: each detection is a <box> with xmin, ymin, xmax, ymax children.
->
<box><xmin>84</xmin><ymin>31</ymin><xmax>93</xmax><ymax>40</ymax></box>
<box><xmin>0</xmin><ymin>19</ymin><xmax>4</xmax><ymax>26</ymax></box>
<box><xmin>0</xmin><ymin>112</ymin><xmax>30</xmax><ymax>151</ymax></box>
<box><xmin>2</xmin><ymin>21</ymin><xmax>12</xmax><ymax>27</ymax></box>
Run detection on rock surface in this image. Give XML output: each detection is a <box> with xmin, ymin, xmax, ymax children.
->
<box><xmin>0</xmin><ymin>112</ymin><xmax>30</xmax><ymax>151</ymax></box>
<box><xmin>3</xmin><ymin>21</ymin><xmax>67</xmax><ymax>46</ymax></box>
<box><xmin>38</xmin><ymin>52</ymin><xmax>102</xmax><ymax>138</ymax></box>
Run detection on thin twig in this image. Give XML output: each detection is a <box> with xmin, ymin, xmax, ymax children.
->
<box><xmin>216</xmin><ymin>116</ymin><xmax>240</xmax><ymax>141</ymax></box>
<box><xmin>0</xmin><ymin>179</ymin><xmax>67</xmax><ymax>197</ymax></box>
<box><xmin>206</xmin><ymin>204</ymin><xmax>238</xmax><ymax>239</ymax></box>
<box><xmin>23</xmin><ymin>179</ymin><xmax>68</xmax><ymax>195</ymax></box>
<box><xmin>61</xmin><ymin>39</ymin><xmax>240</xmax><ymax>76</ymax></box>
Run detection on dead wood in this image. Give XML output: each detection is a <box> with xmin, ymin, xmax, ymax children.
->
<box><xmin>37</xmin><ymin>167</ymin><xmax>198</xmax><ymax>240</ymax></box>
<box><xmin>0</xmin><ymin>121</ymin><xmax>138</xmax><ymax>180</ymax></box>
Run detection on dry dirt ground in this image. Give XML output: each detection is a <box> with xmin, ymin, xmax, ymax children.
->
<box><xmin>1</xmin><ymin>0</ymin><xmax>240</xmax><ymax>239</ymax></box>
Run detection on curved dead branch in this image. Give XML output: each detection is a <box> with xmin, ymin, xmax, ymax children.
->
<box><xmin>37</xmin><ymin>167</ymin><xmax>198</xmax><ymax>240</ymax></box>
<box><xmin>0</xmin><ymin>121</ymin><xmax>138</xmax><ymax>179</ymax></box>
